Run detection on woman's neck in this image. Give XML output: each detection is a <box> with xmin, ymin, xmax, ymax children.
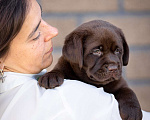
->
<box><xmin>3</xmin><ymin>66</ymin><xmax>22</xmax><ymax>73</ymax></box>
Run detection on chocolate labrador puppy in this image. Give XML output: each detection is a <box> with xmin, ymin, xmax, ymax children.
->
<box><xmin>39</xmin><ymin>20</ymin><xmax>142</xmax><ymax>120</ymax></box>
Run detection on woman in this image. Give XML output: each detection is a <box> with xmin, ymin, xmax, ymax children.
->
<box><xmin>0</xmin><ymin>0</ymin><xmax>149</xmax><ymax>120</ymax></box>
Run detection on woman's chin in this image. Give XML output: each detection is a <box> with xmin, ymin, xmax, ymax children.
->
<box><xmin>43</xmin><ymin>55</ymin><xmax>53</xmax><ymax>69</ymax></box>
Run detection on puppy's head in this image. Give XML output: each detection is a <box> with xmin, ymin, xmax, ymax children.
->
<box><xmin>63</xmin><ymin>20</ymin><xmax>129</xmax><ymax>85</ymax></box>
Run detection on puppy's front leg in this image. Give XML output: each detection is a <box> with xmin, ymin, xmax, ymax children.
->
<box><xmin>115</xmin><ymin>87</ymin><xmax>142</xmax><ymax>120</ymax></box>
<box><xmin>104</xmin><ymin>78</ymin><xmax>142</xmax><ymax>120</ymax></box>
<box><xmin>38</xmin><ymin>56</ymin><xmax>66</xmax><ymax>89</ymax></box>
<box><xmin>38</xmin><ymin>69</ymin><xmax>64</xmax><ymax>89</ymax></box>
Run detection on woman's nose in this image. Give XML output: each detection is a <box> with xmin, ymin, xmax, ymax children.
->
<box><xmin>42</xmin><ymin>20</ymin><xmax>58</xmax><ymax>42</ymax></box>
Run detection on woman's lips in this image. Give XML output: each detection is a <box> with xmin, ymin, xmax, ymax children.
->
<box><xmin>49</xmin><ymin>47</ymin><xmax>53</xmax><ymax>52</ymax></box>
<box><xmin>46</xmin><ymin>47</ymin><xmax>53</xmax><ymax>54</ymax></box>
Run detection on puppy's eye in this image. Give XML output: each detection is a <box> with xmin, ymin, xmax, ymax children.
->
<box><xmin>114</xmin><ymin>48</ymin><xmax>121</xmax><ymax>54</ymax></box>
<box><xmin>92</xmin><ymin>49</ymin><xmax>103</xmax><ymax>57</ymax></box>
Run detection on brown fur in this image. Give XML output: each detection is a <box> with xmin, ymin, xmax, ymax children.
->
<box><xmin>39</xmin><ymin>20</ymin><xmax>142</xmax><ymax>120</ymax></box>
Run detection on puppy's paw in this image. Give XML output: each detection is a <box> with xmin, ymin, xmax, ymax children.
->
<box><xmin>38</xmin><ymin>70</ymin><xmax>64</xmax><ymax>89</ymax></box>
<box><xmin>119</xmin><ymin>102</ymin><xmax>142</xmax><ymax>120</ymax></box>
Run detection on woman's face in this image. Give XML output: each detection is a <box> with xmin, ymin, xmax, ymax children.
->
<box><xmin>4</xmin><ymin>0</ymin><xmax>58</xmax><ymax>74</ymax></box>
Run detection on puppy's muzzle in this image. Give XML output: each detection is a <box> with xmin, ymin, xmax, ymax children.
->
<box><xmin>104</xmin><ymin>64</ymin><xmax>118</xmax><ymax>73</ymax></box>
<box><xmin>88</xmin><ymin>63</ymin><xmax>121</xmax><ymax>84</ymax></box>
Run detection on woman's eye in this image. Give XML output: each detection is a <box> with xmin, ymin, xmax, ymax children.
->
<box><xmin>92</xmin><ymin>49</ymin><xmax>103</xmax><ymax>57</ymax></box>
<box><xmin>33</xmin><ymin>32</ymin><xmax>41</xmax><ymax>40</ymax></box>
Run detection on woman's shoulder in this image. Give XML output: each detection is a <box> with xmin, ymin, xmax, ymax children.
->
<box><xmin>55</xmin><ymin>79</ymin><xmax>116</xmax><ymax>109</ymax></box>
<box><xmin>58</xmin><ymin>79</ymin><xmax>100</xmax><ymax>90</ymax></box>
<box><xmin>54</xmin><ymin>79</ymin><xmax>121</xmax><ymax>120</ymax></box>
<box><xmin>56</xmin><ymin>79</ymin><xmax>112</xmax><ymax>98</ymax></box>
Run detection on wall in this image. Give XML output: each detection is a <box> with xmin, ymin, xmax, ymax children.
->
<box><xmin>38</xmin><ymin>0</ymin><xmax>150</xmax><ymax>111</ymax></box>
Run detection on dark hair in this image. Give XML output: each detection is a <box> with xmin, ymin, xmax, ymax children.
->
<box><xmin>0</xmin><ymin>0</ymin><xmax>29</xmax><ymax>58</ymax></box>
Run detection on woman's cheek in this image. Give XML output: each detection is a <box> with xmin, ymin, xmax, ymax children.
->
<box><xmin>31</xmin><ymin>37</ymin><xmax>43</xmax><ymax>49</ymax></box>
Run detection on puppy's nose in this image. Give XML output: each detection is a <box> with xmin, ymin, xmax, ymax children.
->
<box><xmin>107</xmin><ymin>64</ymin><xmax>118</xmax><ymax>72</ymax></box>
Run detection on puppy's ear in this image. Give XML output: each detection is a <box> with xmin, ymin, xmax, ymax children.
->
<box><xmin>63</xmin><ymin>30</ymin><xmax>90</xmax><ymax>68</ymax></box>
<box><xmin>119</xmin><ymin>30</ymin><xmax>129</xmax><ymax>66</ymax></box>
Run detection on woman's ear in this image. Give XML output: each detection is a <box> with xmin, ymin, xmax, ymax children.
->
<box><xmin>63</xmin><ymin>30</ymin><xmax>90</xmax><ymax>68</ymax></box>
<box><xmin>120</xmin><ymin>30</ymin><xmax>129</xmax><ymax>66</ymax></box>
